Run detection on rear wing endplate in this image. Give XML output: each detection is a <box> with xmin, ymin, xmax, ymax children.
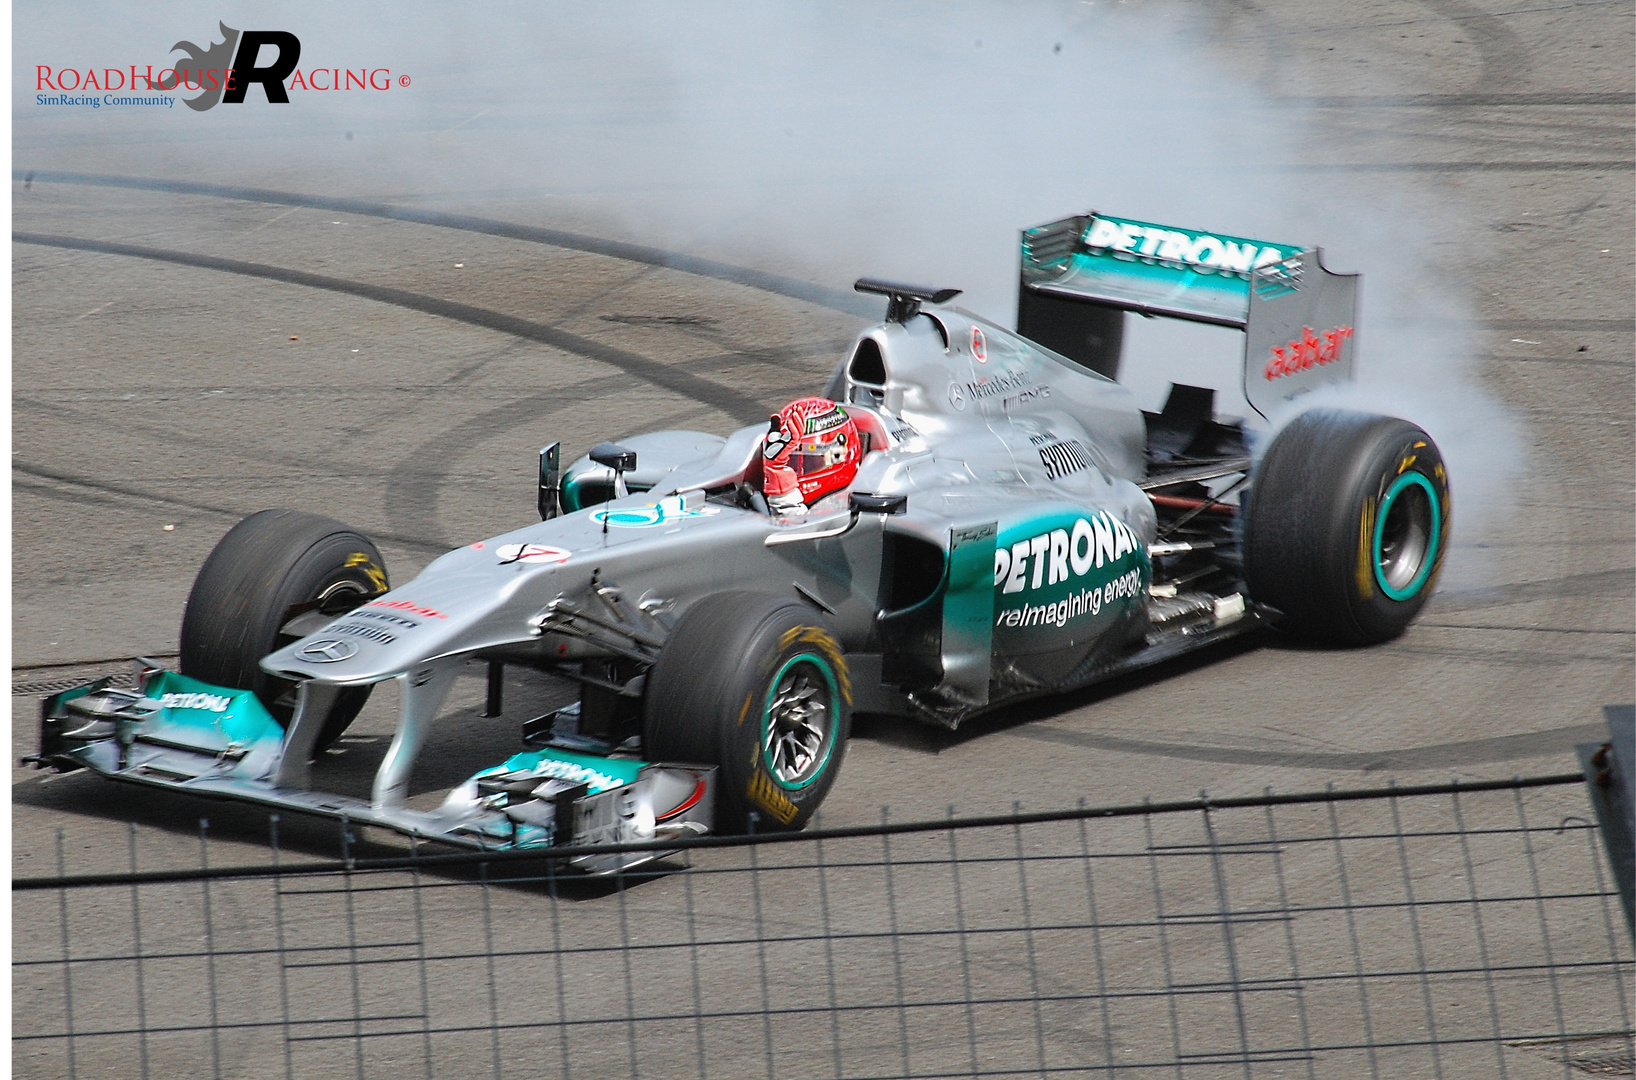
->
<box><xmin>1018</xmin><ymin>212</ymin><xmax>1359</xmax><ymax>419</ymax></box>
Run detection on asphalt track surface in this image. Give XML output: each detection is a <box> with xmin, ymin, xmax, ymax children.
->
<box><xmin>11</xmin><ymin>3</ymin><xmax>1635</xmax><ymax>1077</ymax></box>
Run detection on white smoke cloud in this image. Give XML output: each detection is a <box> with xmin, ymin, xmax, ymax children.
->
<box><xmin>14</xmin><ymin>0</ymin><xmax>1524</xmax><ymax>584</ymax></box>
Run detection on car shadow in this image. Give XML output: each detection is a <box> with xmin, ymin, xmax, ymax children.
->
<box><xmin>852</xmin><ymin>628</ymin><xmax>1275</xmax><ymax>754</ymax></box>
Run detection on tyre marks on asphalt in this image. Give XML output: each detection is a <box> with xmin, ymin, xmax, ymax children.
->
<box><xmin>1277</xmin><ymin>160</ymin><xmax>1636</xmax><ymax>172</ymax></box>
<box><xmin>11</xmin><ymin>172</ymin><xmax>880</xmax><ymax>318</ymax></box>
<box><xmin>13</xmin><ymin>232</ymin><xmax>774</xmax><ymax>427</ymax></box>
<box><xmin>382</xmin><ymin>394</ymin><xmax>716</xmax><ymax>547</ymax></box>
<box><xmin>11</xmin><ymin>460</ymin><xmax>454</xmax><ymax>556</ymax></box>
<box><xmin>1417</xmin><ymin>0</ymin><xmax>1533</xmax><ymax>94</ymax></box>
<box><xmin>1007</xmin><ymin>719</ymin><xmax>1609</xmax><ymax>771</ymax></box>
<box><xmin>1427</xmin><ymin>565</ymin><xmax>1635</xmax><ymax>613</ymax></box>
<box><xmin>1285</xmin><ymin>92</ymin><xmax>1635</xmax><ymax>107</ymax></box>
<box><xmin>14</xmin><ymin>229</ymin><xmax>846</xmax><ymax>552</ymax></box>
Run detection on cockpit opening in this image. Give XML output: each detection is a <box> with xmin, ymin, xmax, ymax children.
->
<box><xmin>847</xmin><ymin>337</ymin><xmax>887</xmax><ymax>407</ymax></box>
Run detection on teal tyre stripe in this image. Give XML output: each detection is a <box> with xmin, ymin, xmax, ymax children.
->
<box><xmin>761</xmin><ymin>653</ymin><xmax>839</xmax><ymax>791</ymax></box>
<box><xmin>1373</xmin><ymin>472</ymin><xmax>1442</xmax><ymax>601</ymax></box>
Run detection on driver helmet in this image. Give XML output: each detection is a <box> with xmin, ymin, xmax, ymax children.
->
<box><xmin>762</xmin><ymin>397</ymin><xmax>863</xmax><ymax>508</ymax></box>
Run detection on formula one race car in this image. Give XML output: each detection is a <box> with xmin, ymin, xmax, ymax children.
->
<box><xmin>29</xmin><ymin>211</ymin><xmax>1451</xmax><ymax>871</ymax></box>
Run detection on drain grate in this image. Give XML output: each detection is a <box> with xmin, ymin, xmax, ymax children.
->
<box><xmin>12</xmin><ymin>671</ymin><xmax>136</xmax><ymax>696</ymax></box>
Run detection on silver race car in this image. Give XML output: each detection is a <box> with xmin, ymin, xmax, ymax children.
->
<box><xmin>30</xmin><ymin>211</ymin><xmax>1451</xmax><ymax>871</ymax></box>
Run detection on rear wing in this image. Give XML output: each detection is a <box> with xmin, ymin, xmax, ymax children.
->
<box><xmin>1017</xmin><ymin>212</ymin><xmax>1359</xmax><ymax>419</ymax></box>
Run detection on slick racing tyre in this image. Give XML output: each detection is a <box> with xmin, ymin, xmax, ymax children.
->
<box><xmin>1244</xmin><ymin>410</ymin><xmax>1450</xmax><ymax>645</ymax></box>
<box><xmin>180</xmin><ymin>509</ymin><xmax>390</xmax><ymax>755</ymax></box>
<box><xmin>643</xmin><ymin>592</ymin><xmax>851</xmax><ymax>833</ymax></box>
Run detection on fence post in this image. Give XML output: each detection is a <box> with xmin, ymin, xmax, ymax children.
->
<box><xmin>269</xmin><ymin>815</ymin><xmax>295</xmax><ymax>1080</ymax></box>
<box><xmin>198</xmin><ymin>820</ymin><xmax>222</xmax><ymax>1080</ymax></box>
<box><xmin>55</xmin><ymin>828</ymin><xmax>78</xmax><ymax>1080</ymax></box>
<box><xmin>1010</xmin><ymin>802</ymin><xmax>1049</xmax><ymax>1080</ymax></box>
<box><xmin>747</xmin><ymin>812</ymin><xmax>779</xmax><ymax>1080</ymax></box>
<box><xmin>127</xmin><ymin>823</ymin><xmax>151</xmax><ymax>1080</ymax></box>
<box><xmin>1578</xmin><ymin>704</ymin><xmax>1635</xmax><ymax>937</ymax></box>
<box><xmin>1199</xmin><ymin>791</ymin><xmax>1253</xmax><ymax>1080</ymax></box>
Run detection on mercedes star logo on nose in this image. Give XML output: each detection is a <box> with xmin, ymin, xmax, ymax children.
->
<box><xmin>298</xmin><ymin>638</ymin><xmax>358</xmax><ymax>663</ymax></box>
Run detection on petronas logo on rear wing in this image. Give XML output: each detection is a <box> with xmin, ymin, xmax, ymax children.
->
<box><xmin>1018</xmin><ymin>211</ymin><xmax>1360</xmax><ymax>420</ymax></box>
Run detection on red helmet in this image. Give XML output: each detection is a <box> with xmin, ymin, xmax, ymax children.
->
<box><xmin>763</xmin><ymin>398</ymin><xmax>862</xmax><ymax>506</ymax></box>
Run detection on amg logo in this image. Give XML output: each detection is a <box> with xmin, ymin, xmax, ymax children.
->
<box><xmin>1038</xmin><ymin>439</ymin><xmax>1091</xmax><ymax>480</ymax></box>
<box><xmin>330</xmin><ymin>624</ymin><xmax>395</xmax><ymax>645</ymax></box>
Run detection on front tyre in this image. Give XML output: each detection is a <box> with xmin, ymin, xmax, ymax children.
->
<box><xmin>179</xmin><ymin>509</ymin><xmax>390</xmax><ymax>753</ymax></box>
<box><xmin>643</xmin><ymin>592</ymin><xmax>851</xmax><ymax>833</ymax></box>
<box><xmin>1244</xmin><ymin>410</ymin><xmax>1450</xmax><ymax>645</ymax></box>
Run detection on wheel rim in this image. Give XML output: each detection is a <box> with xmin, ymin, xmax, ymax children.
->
<box><xmin>1373</xmin><ymin>472</ymin><xmax>1441</xmax><ymax>601</ymax></box>
<box><xmin>761</xmin><ymin>655</ymin><xmax>838</xmax><ymax>790</ymax></box>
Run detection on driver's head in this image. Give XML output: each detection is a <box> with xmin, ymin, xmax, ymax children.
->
<box><xmin>763</xmin><ymin>397</ymin><xmax>862</xmax><ymax>505</ymax></box>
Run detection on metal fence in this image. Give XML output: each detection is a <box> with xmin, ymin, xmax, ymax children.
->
<box><xmin>13</xmin><ymin>774</ymin><xmax>1634</xmax><ymax>1080</ymax></box>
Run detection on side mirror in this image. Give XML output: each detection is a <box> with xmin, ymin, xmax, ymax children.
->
<box><xmin>849</xmin><ymin>492</ymin><xmax>907</xmax><ymax>515</ymax></box>
<box><xmin>589</xmin><ymin>443</ymin><xmax>637</xmax><ymax>473</ymax></box>
<box><xmin>589</xmin><ymin>442</ymin><xmax>637</xmax><ymax>500</ymax></box>
<box><xmin>538</xmin><ymin>442</ymin><xmax>561</xmax><ymax>520</ymax></box>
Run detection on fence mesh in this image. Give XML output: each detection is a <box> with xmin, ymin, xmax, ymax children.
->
<box><xmin>13</xmin><ymin>775</ymin><xmax>1634</xmax><ymax>1079</ymax></box>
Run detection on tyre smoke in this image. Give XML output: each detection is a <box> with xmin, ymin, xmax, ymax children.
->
<box><xmin>14</xmin><ymin>1</ymin><xmax>1525</xmax><ymax>585</ymax></box>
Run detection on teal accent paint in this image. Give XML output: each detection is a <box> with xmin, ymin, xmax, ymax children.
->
<box><xmin>1024</xmin><ymin>213</ymin><xmax>1302</xmax><ymax>326</ymax></box>
<box><xmin>141</xmin><ymin>669</ymin><xmax>284</xmax><ymax>751</ymax></box>
<box><xmin>591</xmin><ymin>495</ymin><xmax>719</xmax><ymax>529</ymax></box>
<box><xmin>761</xmin><ymin>653</ymin><xmax>838</xmax><ymax>791</ymax></box>
<box><xmin>1373</xmin><ymin>472</ymin><xmax>1442</xmax><ymax>601</ymax></box>
<box><xmin>942</xmin><ymin>522</ymin><xmax>997</xmax><ymax>704</ymax></box>
<box><xmin>561</xmin><ymin>472</ymin><xmax>651</xmax><ymax>513</ymax></box>
<box><xmin>480</xmin><ymin>746</ymin><xmax>644</xmax><ymax>794</ymax></box>
<box><xmin>992</xmin><ymin>508</ymin><xmax>1150</xmax><ymax>634</ymax></box>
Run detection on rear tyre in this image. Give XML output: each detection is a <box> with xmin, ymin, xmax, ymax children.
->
<box><xmin>643</xmin><ymin>592</ymin><xmax>851</xmax><ymax>833</ymax></box>
<box><xmin>1243</xmin><ymin>410</ymin><xmax>1450</xmax><ymax>645</ymax></box>
<box><xmin>179</xmin><ymin>509</ymin><xmax>389</xmax><ymax>754</ymax></box>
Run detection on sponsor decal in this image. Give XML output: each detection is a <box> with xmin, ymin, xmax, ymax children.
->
<box><xmin>962</xmin><ymin>368</ymin><xmax>1030</xmax><ymax>403</ymax></box>
<box><xmin>777</xmin><ymin>625</ymin><xmax>853</xmax><ymax>704</ymax></box>
<box><xmin>803</xmin><ymin>406</ymin><xmax>849</xmax><ymax>435</ymax></box>
<box><xmin>345</xmin><ymin>610</ymin><xmax>419</xmax><ymax>630</ymax></box>
<box><xmin>1264</xmin><ymin>324</ymin><xmax>1353</xmax><ymax>381</ymax></box>
<box><xmin>496</xmin><ymin>543</ymin><xmax>573</xmax><ymax>564</ymax></box>
<box><xmin>997</xmin><ymin>568</ymin><xmax>1142</xmax><ymax>629</ymax></box>
<box><xmin>573</xmin><ymin>786</ymin><xmax>643</xmax><ymax>846</ymax></box>
<box><xmin>991</xmin><ymin>511</ymin><xmax>1148</xmax><ymax>630</ymax></box>
<box><xmin>366</xmin><ymin>598</ymin><xmax>448</xmax><ymax>618</ymax></box>
<box><xmin>159</xmin><ymin>691</ymin><xmax>231</xmax><ymax>713</ymax></box>
<box><xmin>591</xmin><ymin>494</ymin><xmax>720</xmax><ymax>529</ymax></box>
<box><xmin>1001</xmin><ymin>385</ymin><xmax>1052</xmax><ymax>410</ymax></box>
<box><xmin>329</xmin><ymin>624</ymin><xmax>394</xmax><ymax>645</ymax></box>
<box><xmin>747</xmin><ymin>770</ymin><xmax>800</xmax><ymax>825</ymax></box>
<box><xmin>1034</xmin><ymin>437</ymin><xmax>1093</xmax><ymax>480</ymax></box>
<box><xmin>994</xmin><ymin>511</ymin><xmax>1141</xmax><ymax>596</ymax></box>
<box><xmin>970</xmin><ymin>325</ymin><xmax>987</xmax><ymax>363</ymax></box>
<box><xmin>298</xmin><ymin>638</ymin><xmax>358</xmax><ymax>663</ymax></box>
<box><xmin>344</xmin><ymin>552</ymin><xmax>387</xmax><ymax>592</ymax></box>
<box><xmin>948</xmin><ymin>382</ymin><xmax>967</xmax><ymax>410</ymax></box>
<box><xmin>526</xmin><ymin>757</ymin><xmax>627</xmax><ymax>795</ymax></box>
<box><xmin>1084</xmin><ymin>216</ymin><xmax>1289</xmax><ymax>276</ymax></box>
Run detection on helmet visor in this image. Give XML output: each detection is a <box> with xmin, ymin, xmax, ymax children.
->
<box><xmin>788</xmin><ymin>433</ymin><xmax>850</xmax><ymax>477</ymax></box>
